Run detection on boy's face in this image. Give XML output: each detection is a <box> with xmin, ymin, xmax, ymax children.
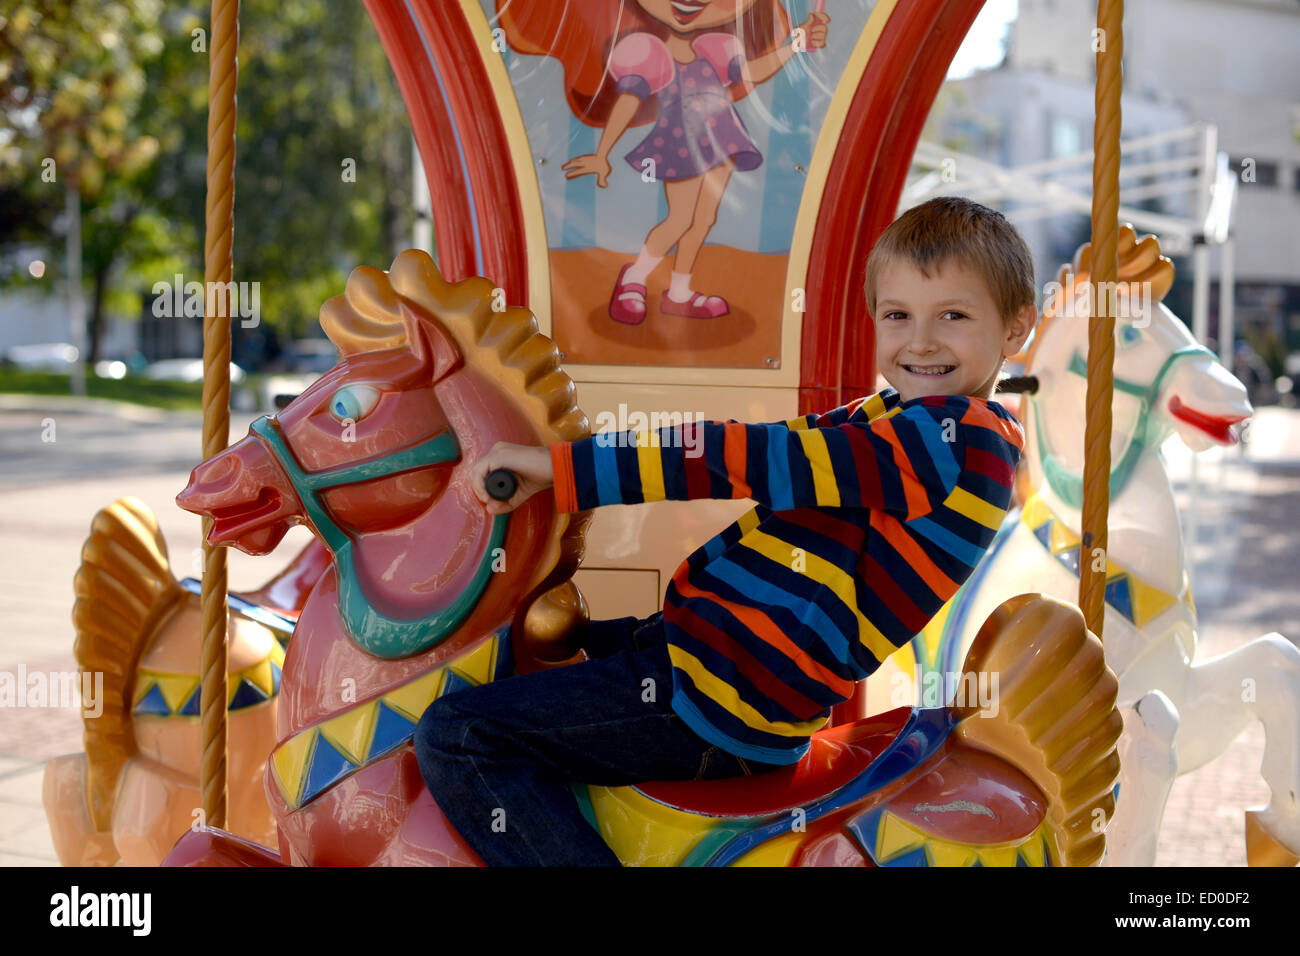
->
<box><xmin>873</xmin><ymin>257</ymin><xmax>1035</xmax><ymax>404</ymax></box>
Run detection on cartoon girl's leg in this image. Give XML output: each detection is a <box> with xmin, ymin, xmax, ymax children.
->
<box><xmin>610</xmin><ymin>178</ymin><xmax>701</xmax><ymax>324</ymax></box>
<box><xmin>661</xmin><ymin>161</ymin><xmax>734</xmax><ymax>319</ymax></box>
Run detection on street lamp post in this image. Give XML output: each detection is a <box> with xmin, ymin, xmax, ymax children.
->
<box><xmin>66</xmin><ymin>182</ymin><xmax>86</xmax><ymax>397</ymax></box>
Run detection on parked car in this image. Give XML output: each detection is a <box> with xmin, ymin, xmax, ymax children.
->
<box><xmin>282</xmin><ymin>338</ymin><xmax>339</xmax><ymax>374</ymax></box>
<box><xmin>261</xmin><ymin>339</ymin><xmax>340</xmax><ymax>410</ymax></box>
<box><xmin>2</xmin><ymin>342</ymin><xmax>80</xmax><ymax>372</ymax></box>
<box><xmin>142</xmin><ymin>358</ymin><xmax>247</xmax><ymax>384</ymax></box>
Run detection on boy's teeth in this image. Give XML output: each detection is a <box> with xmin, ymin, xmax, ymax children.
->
<box><xmin>905</xmin><ymin>365</ymin><xmax>955</xmax><ymax>375</ymax></box>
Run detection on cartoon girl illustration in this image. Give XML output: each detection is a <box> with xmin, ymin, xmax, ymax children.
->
<box><xmin>498</xmin><ymin>1</ymin><xmax>830</xmax><ymax>324</ymax></box>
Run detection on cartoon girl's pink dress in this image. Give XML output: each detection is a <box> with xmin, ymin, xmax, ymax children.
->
<box><xmin>610</xmin><ymin>32</ymin><xmax>762</xmax><ymax>181</ymax></box>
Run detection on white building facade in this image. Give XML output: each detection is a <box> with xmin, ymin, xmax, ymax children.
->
<box><xmin>928</xmin><ymin>0</ymin><xmax>1300</xmax><ymax>368</ymax></box>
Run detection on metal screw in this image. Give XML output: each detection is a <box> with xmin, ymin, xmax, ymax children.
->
<box><xmin>765</xmin><ymin>357</ymin><xmax>780</xmax><ymax>367</ymax></box>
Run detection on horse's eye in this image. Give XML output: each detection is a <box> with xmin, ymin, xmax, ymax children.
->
<box><xmin>327</xmin><ymin>384</ymin><xmax>381</xmax><ymax>422</ymax></box>
<box><xmin>1119</xmin><ymin>324</ymin><xmax>1142</xmax><ymax>346</ymax></box>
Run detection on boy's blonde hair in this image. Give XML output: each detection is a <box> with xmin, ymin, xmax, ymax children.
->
<box><xmin>864</xmin><ymin>197</ymin><xmax>1036</xmax><ymax>329</ymax></box>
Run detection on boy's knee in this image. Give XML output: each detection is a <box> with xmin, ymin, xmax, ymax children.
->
<box><xmin>414</xmin><ymin>698</ymin><xmax>468</xmax><ymax>769</ymax></box>
<box><xmin>415</xmin><ymin>696</ymin><xmax>507</xmax><ymax>766</ymax></box>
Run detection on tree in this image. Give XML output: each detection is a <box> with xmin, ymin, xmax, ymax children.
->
<box><xmin>1</xmin><ymin>0</ymin><xmax>414</xmax><ymax>364</ymax></box>
<box><xmin>1</xmin><ymin>1</ymin><xmax>165</xmax><ymax>363</ymax></box>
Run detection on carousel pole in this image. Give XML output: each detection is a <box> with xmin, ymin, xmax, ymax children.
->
<box><xmin>199</xmin><ymin>0</ymin><xmax>239</xmax><ymax>829</ymax></box>
<box><xmin>1079</xmin><ymin>0</ymin><xmax>1123</xmax><ymax>638</ymax></box>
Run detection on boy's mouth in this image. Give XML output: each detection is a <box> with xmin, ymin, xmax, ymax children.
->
<box><xmin>902</xmin><ymin>364</ymin><xmax>956</xmax><ymax>377</ymax></box>
<box><xmin>670</xmin><ymin>1</ymin><xmax>708</xmax><ymax>25</ymax></box>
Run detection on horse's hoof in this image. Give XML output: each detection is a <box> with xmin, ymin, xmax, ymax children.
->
<box><xmin>162</xmin><ymin>825</ymin><xmax>286</xmax><ymax>867</ymax></box>
<box><xmin>1245</xmin><ymin>809</ymin><xmax>1300</xmax><ymax>867</ymax></box>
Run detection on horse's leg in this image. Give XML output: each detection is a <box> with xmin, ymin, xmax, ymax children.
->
<box><xmin>1175</xmin><ymin>632</ymin><xmax>1300</xmax><ymax>855</ymax></box>
<box><xmin>163</xmin><ymin>826</ymin><xmax>287</xmax><ymax>866</ymax></box>
<box><xmin>111</xmin><ymin>757</ymin><xmax>210</xmax><ymax>866</ymax></box>
<box><xmin>41</xmin><ymin>753</ymin><xmax>121</xmax><ymax>866</ymax></box>
<box><xmin>1101</xmin><ymin>691</ymin><xmax>1179</xmax><ymax>867</ymax></box>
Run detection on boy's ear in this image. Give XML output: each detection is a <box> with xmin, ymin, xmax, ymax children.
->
<box><xmin>1007</xmin><ymin>303</ymin><xmax>1037</xmax><ymax>354</ymax></box>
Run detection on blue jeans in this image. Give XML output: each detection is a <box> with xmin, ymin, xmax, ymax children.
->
<box><xmin>413</xmin><ymin>611</ymin><xmax>784</xmax><ymax>866</ymax></box>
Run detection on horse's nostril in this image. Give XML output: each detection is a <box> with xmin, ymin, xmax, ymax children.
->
<box><xmin>198</xmin><ymin>452</ymin><xmax>240</xmax><ymax>487</ymax></box>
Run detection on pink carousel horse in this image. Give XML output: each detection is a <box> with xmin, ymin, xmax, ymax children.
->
<box><xmin>165</xmin><ymin>251</ymin><xmax>1122</xmax><ymax>866</ymax></box>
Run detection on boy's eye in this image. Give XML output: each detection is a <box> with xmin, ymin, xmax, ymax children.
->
<box><xmin>943</xmin><ymin>311</ymin><xmax>966</xmax><ymax>320</ymax></box>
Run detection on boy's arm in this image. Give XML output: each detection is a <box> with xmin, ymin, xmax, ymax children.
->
<box><xmin>774</xmin><ymin>396</ymin><xmax>867</xmax><ymax>431</ymax></box>
<box><xmin>550</xmin><ymin>396</ymin><xmax>1018</xmax><ymax>521</ymax></box>
<box><xmin>548</xmin><ymin>400</ymin><xmax>863</xmax><ymax>513</ymax></box>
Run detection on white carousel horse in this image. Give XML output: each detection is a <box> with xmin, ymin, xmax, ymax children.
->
<box><xmin>871</xmin><ymin>227</ymin><xmax>1300</xmax><ymax>866</ymax></box>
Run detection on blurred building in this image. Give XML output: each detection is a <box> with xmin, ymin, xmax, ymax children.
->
<box><xmin>0</xmin><ymin>263</ymin><xmax>269</xmax><ymax>370</ymax></box>
<box><xmin>0</xmin><ymin>280</ymin><xmax>137</xmax><ymax>361</ymax></box>
<box><xmin>929</xmin><ymin>0</ymin><xmax>1300</xmax><ymax>374</ymax></box>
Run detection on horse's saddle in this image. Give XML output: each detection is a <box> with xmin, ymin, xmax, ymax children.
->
<box><xmin>577</xmin><ymin>705</ymin><xmax>1052</xmax><ymax>867</ymax></box>
<box><xmin>263</xmin><ymin>620</ymin><xmax>1052</xmax><ymax>867</ymax></box>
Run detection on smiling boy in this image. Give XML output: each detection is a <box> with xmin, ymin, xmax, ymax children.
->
<box><xmin>415</xmin><ymin>196</ymin><xmax>1036</xmax><ymax>866</ymax></box>
<box><xmin>869</xmin><ymin>199</ymin><xmax>1037</xmax><ymax>404</ymax></box>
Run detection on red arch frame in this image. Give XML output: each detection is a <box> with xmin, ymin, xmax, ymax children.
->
<box><xmin>369</xmin><ymin>0</ymin><xmax>985</xmax><ymax>414</ymax></box>
<box><xmin>367</xmin><ymin>0</ymin><xmax>988</xmax><ymax>725</ymax></box>
<box><xmin>800</xmin><ymin>0</ymin><xmax>986</xmax><ymax>417</ymax></box>
<box><xmin>363</xmin><ymin>0</ymin><xmax>528</xmax><ymax>297</ymax></box>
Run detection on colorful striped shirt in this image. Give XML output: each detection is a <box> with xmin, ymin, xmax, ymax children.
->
<box><xmin>548</xmin><ymin>388</ymin><xmax>1025</xmax><ymax>765</ymax></box>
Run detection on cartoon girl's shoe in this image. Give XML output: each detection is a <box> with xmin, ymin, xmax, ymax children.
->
<box><xmin>660</xmin><ymin>290</ymin><xmax>729</xmax><ymax>318</ymax></box>
<box><xmin>609</xmin><ymin>265</ymin><xmax>648</xmax><ymax>325</ymax></box>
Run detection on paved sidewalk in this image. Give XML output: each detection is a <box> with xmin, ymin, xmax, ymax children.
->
<box><xmin>0</xmin><ymin>402</ymin><xmax>302</xmax><ymax>865</ymax></box>
<box><xmin>0</xmin><ymin>468</ymin><xmax>314</xmax><ymax>864</ymax></box>
<box><xmin>1</xmin><ymin>403</ymin><xmax>1296</xmax><ymax>866</ymax></box>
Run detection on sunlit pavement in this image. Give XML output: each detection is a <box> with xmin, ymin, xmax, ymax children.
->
<box><xmin>0</xmin><ymin>397</ymin><xmax>1296</xmax><ymax>866</ymax></box>
<box><xmin>0</xmin><ymin>398</ymin><xmax>307</xmax><ymax>865</ymax></box>
<box><xmin>1152</xmin><ymin>405</ymin><xmax>1300</xmax><ymax>866</ymax></box>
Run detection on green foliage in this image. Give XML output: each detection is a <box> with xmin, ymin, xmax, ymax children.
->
<box><xmin>1</xmin><ymin>0</ymin><xmax>414</xmax><ymax>351</ymax></box>
<box><xmin>225</xmin><ymin>0</ymin><xmax>414</xmax><ymax>336</ymax></box>
<box><xmin>0</xmin><ymin>367</ymin><xmax>203</xmax><ymax>409</ymax></box>
<box><xmin>0</xmin><ymin>0</ymin><xmax>164</xmax><ymax>195</ymax></box>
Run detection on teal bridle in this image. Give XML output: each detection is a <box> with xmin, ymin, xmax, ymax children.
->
<box><xmin>1034</xmin><ymin>343</ymin><xmax>1216</xmax><ymax>509</ymax></box>
<box><xmin>249</xmin><ymin>415</ymin><xmax>508</xmax><ymax>659</ymax></box>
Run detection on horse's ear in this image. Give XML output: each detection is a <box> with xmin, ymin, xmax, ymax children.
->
<box><xmin>401</xmin><ymin>306</ymin><xmax>463</xmax><ymax>382</ymax></box>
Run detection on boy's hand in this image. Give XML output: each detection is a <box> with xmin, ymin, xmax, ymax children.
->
<box><xmin>468</xmin><ymin>441</ymin><xmax>554</xmax><ymax>514</ymax></box>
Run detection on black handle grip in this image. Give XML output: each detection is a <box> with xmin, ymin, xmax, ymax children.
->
<box><xmin>485</xmin><ymin>468</ymin><xmax>518</xmax><ymax>502</ymax></box>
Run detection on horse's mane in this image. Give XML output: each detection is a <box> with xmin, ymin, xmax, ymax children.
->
<box><xmin>74</xmin><ymin>497</ymin><xmax>183</xmax><ymax>831</ymax></box>
<box><xmin>1020</xmin><ymin>224</ymin><xmax>1175</xmax><ymax>371</ymax></box>
<box><xmin>318</xmin><ymin>250</ymin><xmax>588</xmax><ymax>444</ymax></box>
<box><xmin>318</xmin><ymin>251</ymin><xmax>592</xmax><ymax>653</ymax></box>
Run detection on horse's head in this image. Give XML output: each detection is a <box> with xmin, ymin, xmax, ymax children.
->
<box><xmin>178</xmin><ymin>251</ymin><xmax>591</xmax><ymax>662</ymax></box>
<box><xmin>1019</xmin><ymin>226</ymin><xmax>1251</xmax><ymax>486</ymax></box>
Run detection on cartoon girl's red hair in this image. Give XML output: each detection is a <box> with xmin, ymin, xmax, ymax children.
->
<box><xmin>495</xmin><ymin>1</ymin><xmax>791</xmax><ymax>127</ymax></box>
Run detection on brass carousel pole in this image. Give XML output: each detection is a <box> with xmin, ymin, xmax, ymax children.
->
<box><xmin>1080</xmin><ymin>0</ymin><xmax>1124</xmax><ymax>639</ymax></box>
<box><xmin>199</xmin><ymin>0</ymin><xmax>239</xmax><ymax>829</ymax></box>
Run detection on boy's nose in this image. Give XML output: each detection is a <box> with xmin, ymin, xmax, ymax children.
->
<box><xmin>909</xmin><ymin>328</ymin><xmax>940</xmax><ymax>351</ymax></box>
